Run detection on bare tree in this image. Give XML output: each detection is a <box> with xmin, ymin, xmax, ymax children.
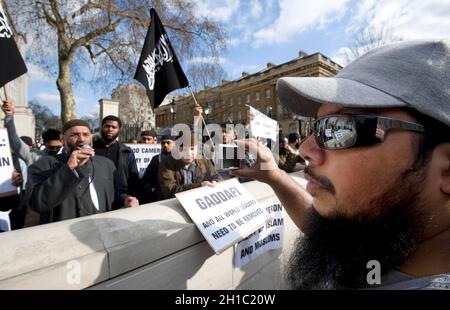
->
<box><xmin>187</xmin><ymin>61</ymin><xmax>228</xmax><ymax>91</ymax></box>
<box><xmin>111</xmin><ymin>83</ymin><xmax>151</xmax><ymax>127</ymax></box>
<box><xmin>80</xmin><ymin>113</ymin><xmax>99</xmax><ymax>131</ymax></box>
<box><xmin>343</xmin><ymin>24</ymin><xmax>402</xmax><ymax>64</ymax></box>
<box><xmin>5</xmin><ymin>0</ymin><xmax>226</xmax><ymax>123</ymax></box>
<box><xmin>28</xmin><ymin>99</ymin><xmax>62</xmax><ymax>141</ymax></box>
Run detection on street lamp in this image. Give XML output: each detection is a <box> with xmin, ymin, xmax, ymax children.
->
<box><xmin>170</xmin><ymin>98</ymin><xmax>177</xmax><ymax>127</ymax></box>
<box><xmin>204</xmin><ymin>104</ymin><xmax>211</xmax><ymax>123</ymax></box>
<box><xmin>267</xmin><ymin>106</ymin><xmax>273</xmax><ymax>118</ymax></box>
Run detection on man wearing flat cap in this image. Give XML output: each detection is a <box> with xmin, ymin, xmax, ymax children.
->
<box><xmin>232</xmin><ymin>40</ymin><xmax>450</xmax><ymax>289</ymax></box>
<box><xmin>27</xmin><ymin>119</ymin><xmax>139</xmax><ymax>224</ymax></box>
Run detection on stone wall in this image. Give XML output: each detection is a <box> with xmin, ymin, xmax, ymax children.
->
<box><xmin>0</xmin><ymin>174</ymin><xmax>306</xmax><ymax>290</ymax></box>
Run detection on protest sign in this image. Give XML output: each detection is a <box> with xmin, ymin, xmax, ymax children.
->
<box><xmin>0</xmin><ymin>129</ymin><xmax>17</xmax><ymax>197</ymax></box>
<box><xmin>175</xmin><ymin>178</ymin><xmax>273</xmax><ymax>254</ymax></box>
<box><xmin>247</xmin><ymin>105</ymin><xmax>278</xmax><ymax>141</ymax></box>
<box><xmin>234</xmin><ymin>198</ymin><xmax>284</xmax><ymax>268</ymax></box>
<box><xmin>125</xmin><ymin>143</ymin><xmax>161</xmax><ymax>178</ymax></box>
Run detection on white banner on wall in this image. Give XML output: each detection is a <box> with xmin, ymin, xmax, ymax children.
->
<box><xmin>0</xmin><ymin>129</ymin><xmax>17</xmax><ymax>198</ymax></box>
<box><xmin>125</xmin><ymin>143</ymin><xmax>161</xmax><ymax>178</ymax></box>
<box><xmin>175</xmin><ymin>178</ymin><xmax>273</xmax><ymax>254</ymax></box>
<box><xmin>247</xmin><ymin>105</ymin><xmax>278</xmax><ymax>141</ymax></box>
<box><xmin>234</xmin><ymin>198</ymin><xmax>284</xmax><ymax>268</ymax></box>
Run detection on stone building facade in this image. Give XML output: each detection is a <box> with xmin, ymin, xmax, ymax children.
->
<box><xmin>155</xmin><ymin>51</ymin><xmax>341</xmax><ymax>137</ymax></box>
<box><xmin>111</xmin><ymin>83</ymin><xmax>155</xmax><ymax>129</ymax></box>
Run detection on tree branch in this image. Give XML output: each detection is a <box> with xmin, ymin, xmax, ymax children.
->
<box><xmin>69</xmin><ymin>16</ymin><xmax>123</xmax><ymax>56</ymax></box>
<box><xmin>36</xmin><ymin>0</ymin><xmax>57</xmax><ymax>26</ymax></box>
<box><xmin>92</xmin><ymin>42</ymin><xmax>125</xmax><ymax>76</ymax></box>
<box><xmin>67</xmin><ymin>0</ymin><xmax>102</xmax><ymax>22</ymax></box>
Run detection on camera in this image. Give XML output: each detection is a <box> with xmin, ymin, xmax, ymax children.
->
<box><xmin>213</xmin><ymin>144</ymin><xmax>256</xmax><ymax>170</ymax></box>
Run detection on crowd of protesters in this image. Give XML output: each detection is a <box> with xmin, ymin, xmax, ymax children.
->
<box><xmin>0</xmin><ymin>100</ymin><xmax>302</xmax><ymax>231</ymax></box>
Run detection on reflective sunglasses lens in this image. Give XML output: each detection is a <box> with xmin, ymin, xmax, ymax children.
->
<box><xmin>316</xmin><ymin>116</ymin><xmax>357</xmax><ymax>149</ymax></box>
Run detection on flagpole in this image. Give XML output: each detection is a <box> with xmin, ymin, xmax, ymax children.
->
<box><xmin>2</xmin><ymin>84</ymin><xmax>8</xmax><ymax>101</ymax></box>
<box><xmin>188</xmin><ymin>85</ymin><xmax>215</xmax><ymax>150</ymax></box>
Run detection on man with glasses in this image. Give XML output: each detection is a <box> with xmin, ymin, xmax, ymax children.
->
<box><xmin>231</xmin><ymin>40</ymin><xmax>450</xmax><ymax>289</ymax></box>
<box><xmin>2</xmin><ymin>100</ymin><xmax>63</xmax><ymax>162</ymax></box>
<box><xmin>2</xmin><ymin>100</ymin><xmax>64</xmax><ymax>227</ymax></box>
<box><xmin>27</xmin><ymin>119</ymin><xmax>138</xmax><ymax>224</ymax></box>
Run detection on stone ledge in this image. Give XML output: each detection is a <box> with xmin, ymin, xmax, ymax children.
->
<box><xmin>0</xmin><ymin>172</ymin><xmax>306</xmax><ymax>289</ymax></box>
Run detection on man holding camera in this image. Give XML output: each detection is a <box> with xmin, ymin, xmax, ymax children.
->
<box><xmin>232</xmin><ymin>40</ymin><xmax>450</xmax><ymax>289</ymax></box>
<box><xmin>27</xmin><ymin>119</ymin><xmax>138</xmax><ymax>223</ymax></box>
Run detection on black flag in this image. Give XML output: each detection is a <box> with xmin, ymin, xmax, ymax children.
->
<box><xmin>0</xmin><ymin>2</ymin><xmax>27</xmax><ymax>89</ymax></box>
<box><xmin>134</xmin><ymin>8</ymin><xmax>189</xmax><ymax>109</ymax></box>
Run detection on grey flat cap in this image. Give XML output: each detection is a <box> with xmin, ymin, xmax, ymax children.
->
<box><xmin>277</xmin><ymin>39</ymin><xmax>450</xmax><ymax>127</ymax></box>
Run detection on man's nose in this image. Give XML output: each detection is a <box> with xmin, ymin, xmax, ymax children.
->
<box><xmin>78</xmin><ymin>135</ymin><xmax>88</xmax><ymax>144</ymax></box>
<box><xmin>299</xmin><ymin>134</ymin><xmax>325</xmax><ymax>166</ymax></box>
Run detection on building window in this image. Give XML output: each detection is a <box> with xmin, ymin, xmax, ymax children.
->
<box><xmin>237</xmin><ymin>111</ymin><xmax>242</xmax><ymax>121</ymax></box>
<box><xmin>245</xmin><ymin>94</ymin><xmax>250</xmax><ymax>103</ymax></box>
<box><xmin>265</xmin><ymin>88</ymin><xmax>270</xmax><ymax>99</ymax></box>
<box><xmin>230</xmin><ymin>97</ymin><xmax>234</xmax><ymax>106</ymax></box>
<box><xmin>237</xmin><ymin>96</ymin><xmax>241</xmax><ymax>105</ymax></box>
<box><xmin>255</xmin><ymin>91</ymin><xmax>260</xmax><ymax>101</ymax></box>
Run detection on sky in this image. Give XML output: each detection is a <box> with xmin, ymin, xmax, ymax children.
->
<box><xmin>26</xmin><ymin>0</ymin><xmax>450</xmax><ymax>118</ymax></box>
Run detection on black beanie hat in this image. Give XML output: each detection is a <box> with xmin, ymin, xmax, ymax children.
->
<box><xmin>62</xmin><ymin>119</ymin><xmax>92</xmax><ymax>133</ymax></box>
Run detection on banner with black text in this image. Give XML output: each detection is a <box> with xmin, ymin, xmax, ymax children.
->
<box><xmin>125</xmin><ymin>143</ymin><xmax>161</xmax><ymax>178</ymax></box>
<box><xmin>234</xmin><ymin>198</ymin><xmax>284</xmax><ymax>268</ymax></box>
<box><xmin>176</xmin><ymin>178</ymin><xmax>273</xmax><ymax>254</ymax></box>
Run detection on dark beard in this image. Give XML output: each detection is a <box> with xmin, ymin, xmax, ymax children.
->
<box><xmin>101</xmin><ymin>132</ymin><xmax>119</xmax><ymax>144</ymax></box>
<box><xmin>286</xmin><ymin>167</ymin><xmax>427</xmax><ymax>289</ymax></box>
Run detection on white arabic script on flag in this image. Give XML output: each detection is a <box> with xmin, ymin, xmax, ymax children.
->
<box><xmin>0</xmin><ymin>3</ymin><xmax>13</xmax><ymax>39</ymax></box>
<box><xmin>142</xmin><ymin>34</ymin><xmax>173</xmax><ymax>91</ymax></box>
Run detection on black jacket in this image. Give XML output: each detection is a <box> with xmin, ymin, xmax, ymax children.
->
<box><xmin>27</xmin><ymin>151</ymin><xmax>128</xmax><ymax>223</ymax></box>
<box><xmin>141</xmin><ymin>152</ymin><xmax>170</xmax><ymax>203</ymax></box>
<box><xmin>93</xmin><ymin>140</ymin><xmax>139</xmax><ymax>197</ymax></box>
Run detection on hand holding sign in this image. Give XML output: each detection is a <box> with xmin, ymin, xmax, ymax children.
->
<box><xmin>11</xmin><ymin>170</ymin><xmax>22</xmax><ymax>187</ymax></box>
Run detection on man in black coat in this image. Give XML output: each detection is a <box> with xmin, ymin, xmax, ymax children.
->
<box><xmin>93</xmin><ymin>115</ymin><xmax>140</xmax><ymax>199</ymax></box>
<box><xmin>27</xmin><ymin>119</ymin><xmax>139</xmax><ymax>223</ymax></box>
<box><xmin>141</xmin><ymin>129</ymin><xmax>176</xmax><ymax>203</ymax></box>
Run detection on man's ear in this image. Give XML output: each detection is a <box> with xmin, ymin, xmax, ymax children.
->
<box><xmin>438</xmin><ymin>143</ymin><xmax>450</xmax><ymax>195</ymax></box>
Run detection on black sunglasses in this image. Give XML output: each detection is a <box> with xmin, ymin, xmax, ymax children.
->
<box><xmin>308</xmin><ymin>114</ymin><xmax>426</xmax><ymax>150</ymax></box>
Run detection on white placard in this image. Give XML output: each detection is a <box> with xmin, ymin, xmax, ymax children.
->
<box><xmin>125</xmin><ymin>143</ymin><xmax>161</xmax><ymax>178</ymax></box>
<box><xmin>0</xmin><ymin>129</ymin><xmax>17</xmax><ymax>197</ymax></box>
<box><xmin>248</xmin><ymin>105</ymin><xmax>278</xmax><ymax>141</ymax></box>
<box><xmin>234</xmin><ymin>198</ymin><xmax>284</xmax><ymax>268</ymax></box>
<box><xmin>175</xmin><ymin>178</ymin><xmax>273</xmax><ymax>254</ymax></box>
